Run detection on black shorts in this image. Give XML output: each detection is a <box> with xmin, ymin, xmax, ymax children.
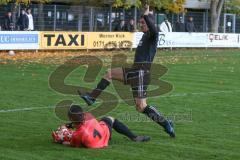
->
<box><xmin>122</xmin><ymin>67</ymin><xmax>150</xmax><ymax>98</ymax></box>
<box><xmin>100</xmin><ymin>117</ymin><xmax>113</xmax><ymax>136</ymax></box>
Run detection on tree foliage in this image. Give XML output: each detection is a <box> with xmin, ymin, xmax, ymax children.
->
<box><xmin>0</xmin><ymin>0</ymin><xmax>50</xmax><ymax>5</ymax></box>
<box><xmin>225</xmin><ymin>0</ymin><xmax>240</xmax><ymax>14</ymax></box>
<box><xmin>166</xmin><ymin>0</ymin><xmax>186</xmax><ymax>13</ymax></box>
<box><xmin>112</xmin><ymin>0</ymin><xmax>186</xmax><ymax>13</ymax></box>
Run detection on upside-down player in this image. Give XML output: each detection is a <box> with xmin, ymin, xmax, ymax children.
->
<box><xmin>52</xmin><ymin>105</ymin><xmax>150</xmax><ymax>148</ymax></box>
<box><xmin>79</xmin><ymin>5</ymin><xmax>175</xmax><ymax>138</ymax></box>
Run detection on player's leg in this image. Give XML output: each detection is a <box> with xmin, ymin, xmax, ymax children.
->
<box><xmin>101</xmin><ymin>116</ymin><xmax>150</xmax><ymax>142</ymax></box>
<box><xmin>130</xmin><ymin>69</ymin><xmax>175</xmax><ymax>137</ymax></box>
<box><xmin>134</xmin><ymin>98</ymin><xmax>175</xmax><ymax>137</ymax></box>
<box><xmin>80</xmin><ymin>68</ymin><xmax>124</xmax><ymax>105</ymax></box>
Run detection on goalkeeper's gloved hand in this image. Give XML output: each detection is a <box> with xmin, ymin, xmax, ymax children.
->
<box><xmin>52</xmin><ymin>125</ymin><xmax>73</xmax><ymax>144</ymax></box>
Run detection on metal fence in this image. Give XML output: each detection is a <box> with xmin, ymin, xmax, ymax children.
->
<box><xmin>0</xmin><ymin>3</ymin><xmax>239</xmax><ymax>33</ymax></box>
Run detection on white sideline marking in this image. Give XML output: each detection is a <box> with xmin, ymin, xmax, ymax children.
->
<box><xmin>0</xmin><ymin>106</ymin><xmax>54</xmax><ymax>113</ymax></box>
<box><xmin>163</xmin><ymin>90</ymin><xmax>240</xmax><ymax>97</ymax></box>
<box><xmin>0</xmin><ymin>90</ymin><xmax>239</xmax><ymax>113</ymax></box>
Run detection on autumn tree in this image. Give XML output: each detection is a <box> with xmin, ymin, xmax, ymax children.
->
<box><xmin>225</xmin><ymin>0</ymin><xmax>240</xmax><ymax>14</ymax></box>
<box><xmin>111</xmin><ymin>0</ymin><xmax>185</xmax><ymax>13</ymax></box>
<box><xmin>70</xmin><ymin>0</ymin><xmax>185</xmax><ymax>31</ymax></box>
<box><xmin>0</xmin><ymin>0</ymin><xmax>50</xmax><ymax>4</ymax></box>
<box><xmin>70</xmin><ymin>0</ymin><xmax>185</xmax><ymax>13</ymax></box>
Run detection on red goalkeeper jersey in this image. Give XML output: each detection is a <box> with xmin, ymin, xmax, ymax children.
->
<box><xmin>70</xmin><ymin>113</ymin><xmax>110</xmax><ymax>148</ymax></box>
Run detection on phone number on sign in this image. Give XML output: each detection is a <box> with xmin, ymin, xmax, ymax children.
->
<box><xmin>93</xmin><ymin>41</ymin><xmax>132</xmax><ymax>49</ymax></box>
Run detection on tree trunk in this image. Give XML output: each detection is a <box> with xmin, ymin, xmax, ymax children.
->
<box><xmin>211</xmin><ymin>2</ymin><xmax>219</xmax><ymax>32</ymax></box>
<box><xmin>210</xmin><ymin>0</ymin><xmax>225</xmax><ymax>33</ymax></box>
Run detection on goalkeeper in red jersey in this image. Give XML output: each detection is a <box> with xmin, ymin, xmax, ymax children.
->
<box><xmin>52</xmin><ymin>105</ymin><xmax>150</xmax><ymax>148</ymax></box>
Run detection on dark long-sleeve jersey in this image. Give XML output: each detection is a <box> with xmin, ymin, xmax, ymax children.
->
<box><xmin>134</xmin><ymin>15</ymin><xmax>159</xmax><ymax>68</ymax></box>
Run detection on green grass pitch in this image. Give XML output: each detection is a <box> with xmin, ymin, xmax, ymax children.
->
<box><xmin>0</xmin><ymin>49</ymin><xmax>239</xmax><ymax>160</ymax></box>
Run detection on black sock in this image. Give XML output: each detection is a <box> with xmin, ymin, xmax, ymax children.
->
<box><xmin>143</xmin><ymin>105</ymin><xmax>167</xmax><ymax>129</ymax></box>
<box><xmin>90</xmin><ymin>78</ymin><xmax>110</xmax><ymax>99</ymax></box>
<box><xmin>113</xmin><ymin>119</ymin><xmax>137</xmax><ymax>140</ymax></box>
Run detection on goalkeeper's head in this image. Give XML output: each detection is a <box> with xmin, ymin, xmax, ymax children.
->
<box><xmin>68</xmin><ymin>105</ymin><xmax>84</xmax><ymax>124</ymax></box>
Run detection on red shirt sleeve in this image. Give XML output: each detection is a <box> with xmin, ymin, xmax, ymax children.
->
<box><xmin>70</xmin><ymin>131</ymin><xmax>82</xmax><ymax>148</ymax></box>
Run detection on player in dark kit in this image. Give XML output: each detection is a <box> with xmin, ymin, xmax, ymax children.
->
<box><xmin>79</xmin><ymin>5</ymin><xmax>175</xmax><ymax>138</ymax></box>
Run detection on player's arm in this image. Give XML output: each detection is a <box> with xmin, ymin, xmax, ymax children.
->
<box><xmin>70</xmin><ymin>132</ymin><xmax>82</xmax><ymax>148</ymax></box>
<box><xmin>143</xmin><ymin>5</ymin><xmax>158</xmax><ymax>36</ymax></box>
